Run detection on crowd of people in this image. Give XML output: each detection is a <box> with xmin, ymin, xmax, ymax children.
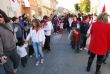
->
<box><xmin>68</xmin><ymin>13</ymin><xmax>110</xmax><ymax>74</ymax></box>
<box><xmin>0</xmin><ymin>8</ymin><xmax>110</xmax><ymax>74</ymax></box>
<box><xmin>0</xmin><ymin>9</ymin><xmax>54</xmax><ymax>74</ymax></box>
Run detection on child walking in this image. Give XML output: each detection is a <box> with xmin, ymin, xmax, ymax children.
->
<box><xmin>17</xmin><ymin>40</ymin><xmax>28</xmax><ymax>67</ymax></box>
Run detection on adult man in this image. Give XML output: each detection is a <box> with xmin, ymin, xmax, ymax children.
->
<box><xmin>0</xmin><ymin>9</ymin><xmax>20</xmax><ymax>74</ymax></box>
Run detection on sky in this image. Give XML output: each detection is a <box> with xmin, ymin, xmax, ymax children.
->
<box><xmin>57</xmin><ymin>0</ymin><xmax>80</xmax><ymax>10</ymax></box>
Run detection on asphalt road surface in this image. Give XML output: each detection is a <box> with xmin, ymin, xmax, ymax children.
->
<box><xmin>17</xmin><ymin>31</ymin><xmax>110</xmax><ymax>74</ymax></box>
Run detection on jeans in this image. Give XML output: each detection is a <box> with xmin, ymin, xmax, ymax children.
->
<box><xmin>28</xmin><ymin>45</ymin><xmax>34</xmax><ymax>56</ymax></box>
<box><xmin>32</xmin><ymin>42</ymin><xmax>44</xmax><ymax>61</ymax></box>
<box><xmin>3</xmin><ymin>49</ymin><xmax>20</xmax><ymax>74</ymax></box>
<box><xmin>21</xmin><ymin>56</ymin><xmax>28</xmax><ymax>67</ymax></box>
<box><xmin>0</xmin><ymin>64</ymin><xmax>5</xmax><ymax>74</ymax></box>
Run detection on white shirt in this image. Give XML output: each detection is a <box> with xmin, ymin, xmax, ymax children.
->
<box><xmin>26</xmin><ymin>28</ymin><xmax>45</xmax><ymax>45</ymax></box>
<box><xmin>68</xmin><ymin>18</ymin><xmax>73</xmax><ymax>27</ymax></box>
<box><xmin>44</xmin><ymin>21</ymin><xmax>53</xmax><ymax>36</ymax></box>
<box><xmin>17</xmin><ymin>44</ymin><xmax>28</xmax><ymax>58</ymax></box>
<box><xmin>37</xmin><ymin>16</ymin><xmax>43</xmax><ymax>21</ymax></box>
<box><xmin>77</xmin><ymin>24</ymin><xmax>80</xmax><ymax>29</ymax></box>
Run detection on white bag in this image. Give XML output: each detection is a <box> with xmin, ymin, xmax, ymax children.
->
<box><xmin>86</xmin><ymin>24</ymin><xmax>92</xmax><ymax>49</ymax></box>
<box><xmin>86</xmin><ymin>36</ymin><xmax>91</xmax><ymax>49</ymax></box>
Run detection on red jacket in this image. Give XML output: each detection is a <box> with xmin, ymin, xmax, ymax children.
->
<box><xmin>108</xmin><ymin>24</ymin><xmax>110</xmax><ymax>52</ymax></box>
<box><xmin>89</xmin><ymin>22</ymin><xmax>110</xmax><ymax>55</ymax></box>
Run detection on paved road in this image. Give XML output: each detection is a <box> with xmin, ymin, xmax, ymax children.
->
<box><xmin>17</xmin><ymin>31</ymin><xmax>110</xmax><ymax>74</ymax></box>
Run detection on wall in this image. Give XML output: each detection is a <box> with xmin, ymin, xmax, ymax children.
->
<box><xmin>0</xmin><ymin>0</ymin><xmax>22</xmax><ymax>17</ymax></box>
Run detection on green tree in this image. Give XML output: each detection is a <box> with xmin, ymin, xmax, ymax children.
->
<box><xmin>80</xmin><ymin>0</ymin><xmax>90</xmax><ymax>13</ymax></box>
<box><xmin>74</xmin><ymin>3</ymin><xmax>80</xmax><ymax>11</ymax></box>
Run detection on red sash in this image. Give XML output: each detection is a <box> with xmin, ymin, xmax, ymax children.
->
<box><xmin>72</xmin><ymin>30</ymin><xmax>80</xmax><ymax>45</ymax></box>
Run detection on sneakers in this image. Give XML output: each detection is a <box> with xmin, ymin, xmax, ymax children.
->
<box><xmin>35</xmin><ymin>59</ymin><xmax>44</xmax><ymax>66</ymax></box>
<box><xmin>80</xmin><ymin>48</ymin><xmax>83</xmax><ymax>51</ymax></box>
<box><xmin>35</xmin><ymin>61</ymin><xmax>40</xmax><ymax>66</ymax></box>
<box><xmin>86</xmin><ymin>67</ymin><xmax>90</xmax><ymax>72</ymax></box>
<box><xmin>84</xmin><ymin>47</ymin><xmax>88</xmax><ymax>50</ymax></box>
<box><xmin>80</xmin><ymin>48</ymin><xmax>88</xmax><ymax>51</ymax></box>
<box><xmin>29</xmin><ymin>55</ymin><xmax>33</xmax><ymax>58</ymax></box>
<box><xmin>13</xmin><ymin>69</ymin><xmax>17</xmax><ymax>74</ymax></box>
<box><xmin>40</xmin><ymin>59</ymin><xmax>44</xmax><ymax>64</ymax></box>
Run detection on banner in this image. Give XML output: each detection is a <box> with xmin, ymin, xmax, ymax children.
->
<box><xmin>10</xmin><ymin>0</ymin><xmax>19</xmax><ymax>11</ymax></box>
<box><xmin>23</xmin><ymin>0</ymin><xmax>30</xmax><ymax>7</ymax></box>
<box><xmin>102</xmin><ymin>4</ymin><xmax>106</xmax><ymax>13</ymax></box>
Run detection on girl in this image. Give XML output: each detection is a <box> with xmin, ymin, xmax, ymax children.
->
<box><xmin>17</xmin><ymin>40</ymin><xmax>28</xmax><ymax>67</ymax></box>
<box><xmin>26</xmin><ymin>19</ymin><xmax>45</xmax><ymax>66</ymax></box>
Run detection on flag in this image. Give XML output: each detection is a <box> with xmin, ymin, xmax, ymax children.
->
<box><xmin>102</xmin><ymin>4</ymin><xmax>106</xmax><ymax>13</ymax></box>
<box><xmin>23</xmin><ymin>0</ymin><xmax>30</xmax><ymax>7</ymax></box>
<box><xmin>10</xmin><ymin>0</ymin><xmax>19</xmax><ymax>11</ymax></box>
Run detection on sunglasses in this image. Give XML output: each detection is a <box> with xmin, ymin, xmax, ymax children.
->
<box><xmin>0</xmin><ymin>14</ymin><xmax>3</xmax><ymax>18</ymax></box>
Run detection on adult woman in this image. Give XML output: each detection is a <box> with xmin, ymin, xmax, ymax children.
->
<box><xmin>12</xmin><ymin>16</ymin><xmax>24</xmax><ymax>44</ymax></box>
<box><xmin>26</xmin><ymin>19</ymin><xmax>45</xmax><ymax>66</ymax></box>
<box><xmin>0</xmin><ymin>9</ymin><xmax>20</xmax><ymax>74</ymax></box>
<box><xmin>86</xmin><ymin>13</ymin><xmax>110</xmax><ymax>74</ymax></box>
<box><xmin>52</xmin><ymin>15</ymin><xmax>59</xmax><ymax>33</ymax></box>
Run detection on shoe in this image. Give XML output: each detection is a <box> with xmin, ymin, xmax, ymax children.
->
<box><xmin>86</xmin><ymin>62</ymin><xmax>92</xmax><ymax>72</ymax></box>
<box><xmin>84</xmin><ymin>47</ymin><xmax>88</xmax><ymax>50</ymax></box>
<box><xmin>35</xmin><ymin>61</ymin><xmax>40</xmax><ymax>66</ymax></box>
<box><xmin>40</xmin><ymin>59</ymin><xmax>44</xmax><ymax>64</ymax></box>
<box><xmin>48</xmin><ymin>49</ymin><xmax>51</xmax><ymax>51</ymax></box>
<box><xmin>29</xmin><ymin>55</ymin><xmax>33</xmax><ymax>58</ymax></box>
<box><xmin>80</xmin><ymin>48</ymin><xmax>83</xmax><ymax>51</ymax></box>
<box><xmin>95</xmin><ymin>71</ymin><xmax>101</xmax><ymax>74</ymax></box>
<box><xmin>103</xmin><ymin>61</ymin><xmax>106</xmax><ymax>64</ymax></box>
<box><xmin>86</xmin><ymin>67</ymin><xmax>90</xmax><ymax>72</ymax></box>
<box><xmin>13</xmin><ymin>69</ymin><xmax>17</xmax><ymax>74</ymax></box>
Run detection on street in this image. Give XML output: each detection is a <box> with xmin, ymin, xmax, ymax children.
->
<box><xmin>17</xmin><ymin>31</ymin><xmax>110</xmax><ymax>74</ymax></box>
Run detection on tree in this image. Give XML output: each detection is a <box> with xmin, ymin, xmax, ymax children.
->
<box><xmin>74</xmin><ymin>3</ymin><xmax>80</xmax><ymax>11</ymax></box>
<box><xmin>80</xmin><ymin>0</ymin><xmax>90</xmax><ymax>13</ymax></box>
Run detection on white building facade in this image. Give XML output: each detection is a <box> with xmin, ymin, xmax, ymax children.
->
<box><xmin>0</xmin><ymin>0</ymin><xmax>21</xmax><ymax>17</ymax></box>
<box><xmin>90</xmin><ymin>0</ymin><xmax>110</xmax><ymax>15</ymax></box>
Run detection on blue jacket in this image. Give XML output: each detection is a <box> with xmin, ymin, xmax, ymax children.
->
<box><xmin>80</xmin><ymin>22</ymin><xmax>90</xmax><ymax>35</ymax></box>
<box><xmin>14</xmin><ymin>23</ymin><xmax>23</xmax><ymax>38</ymax></box>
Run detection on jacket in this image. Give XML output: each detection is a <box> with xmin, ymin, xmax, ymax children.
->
<box><xmin>89</xmin><ymin>22</ymin><xmax>110</xmax><ymax>55</ymax></box>
<box><xmin>0</xmin><ymin>23</ymin><xmax>16</xmax><ymax>56</ymax></box>
<box><xmin>13</xmin><ymin>23</ymin><xmax>23</xmax><ymax>38</ymax></box>
<box><xmin>108</xmin><ymin>24</ymin><xmax>110</xmax><ymax>52</ymax></box>
<box><xmin>80</xmin><ymin>22</ymin><xmax>90</xmax><ymax>35</ymax></box>
<box><xmin>26</xmin><ymin>27</ymin><xmax>45</xmax><ymax>45</ymax></box>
